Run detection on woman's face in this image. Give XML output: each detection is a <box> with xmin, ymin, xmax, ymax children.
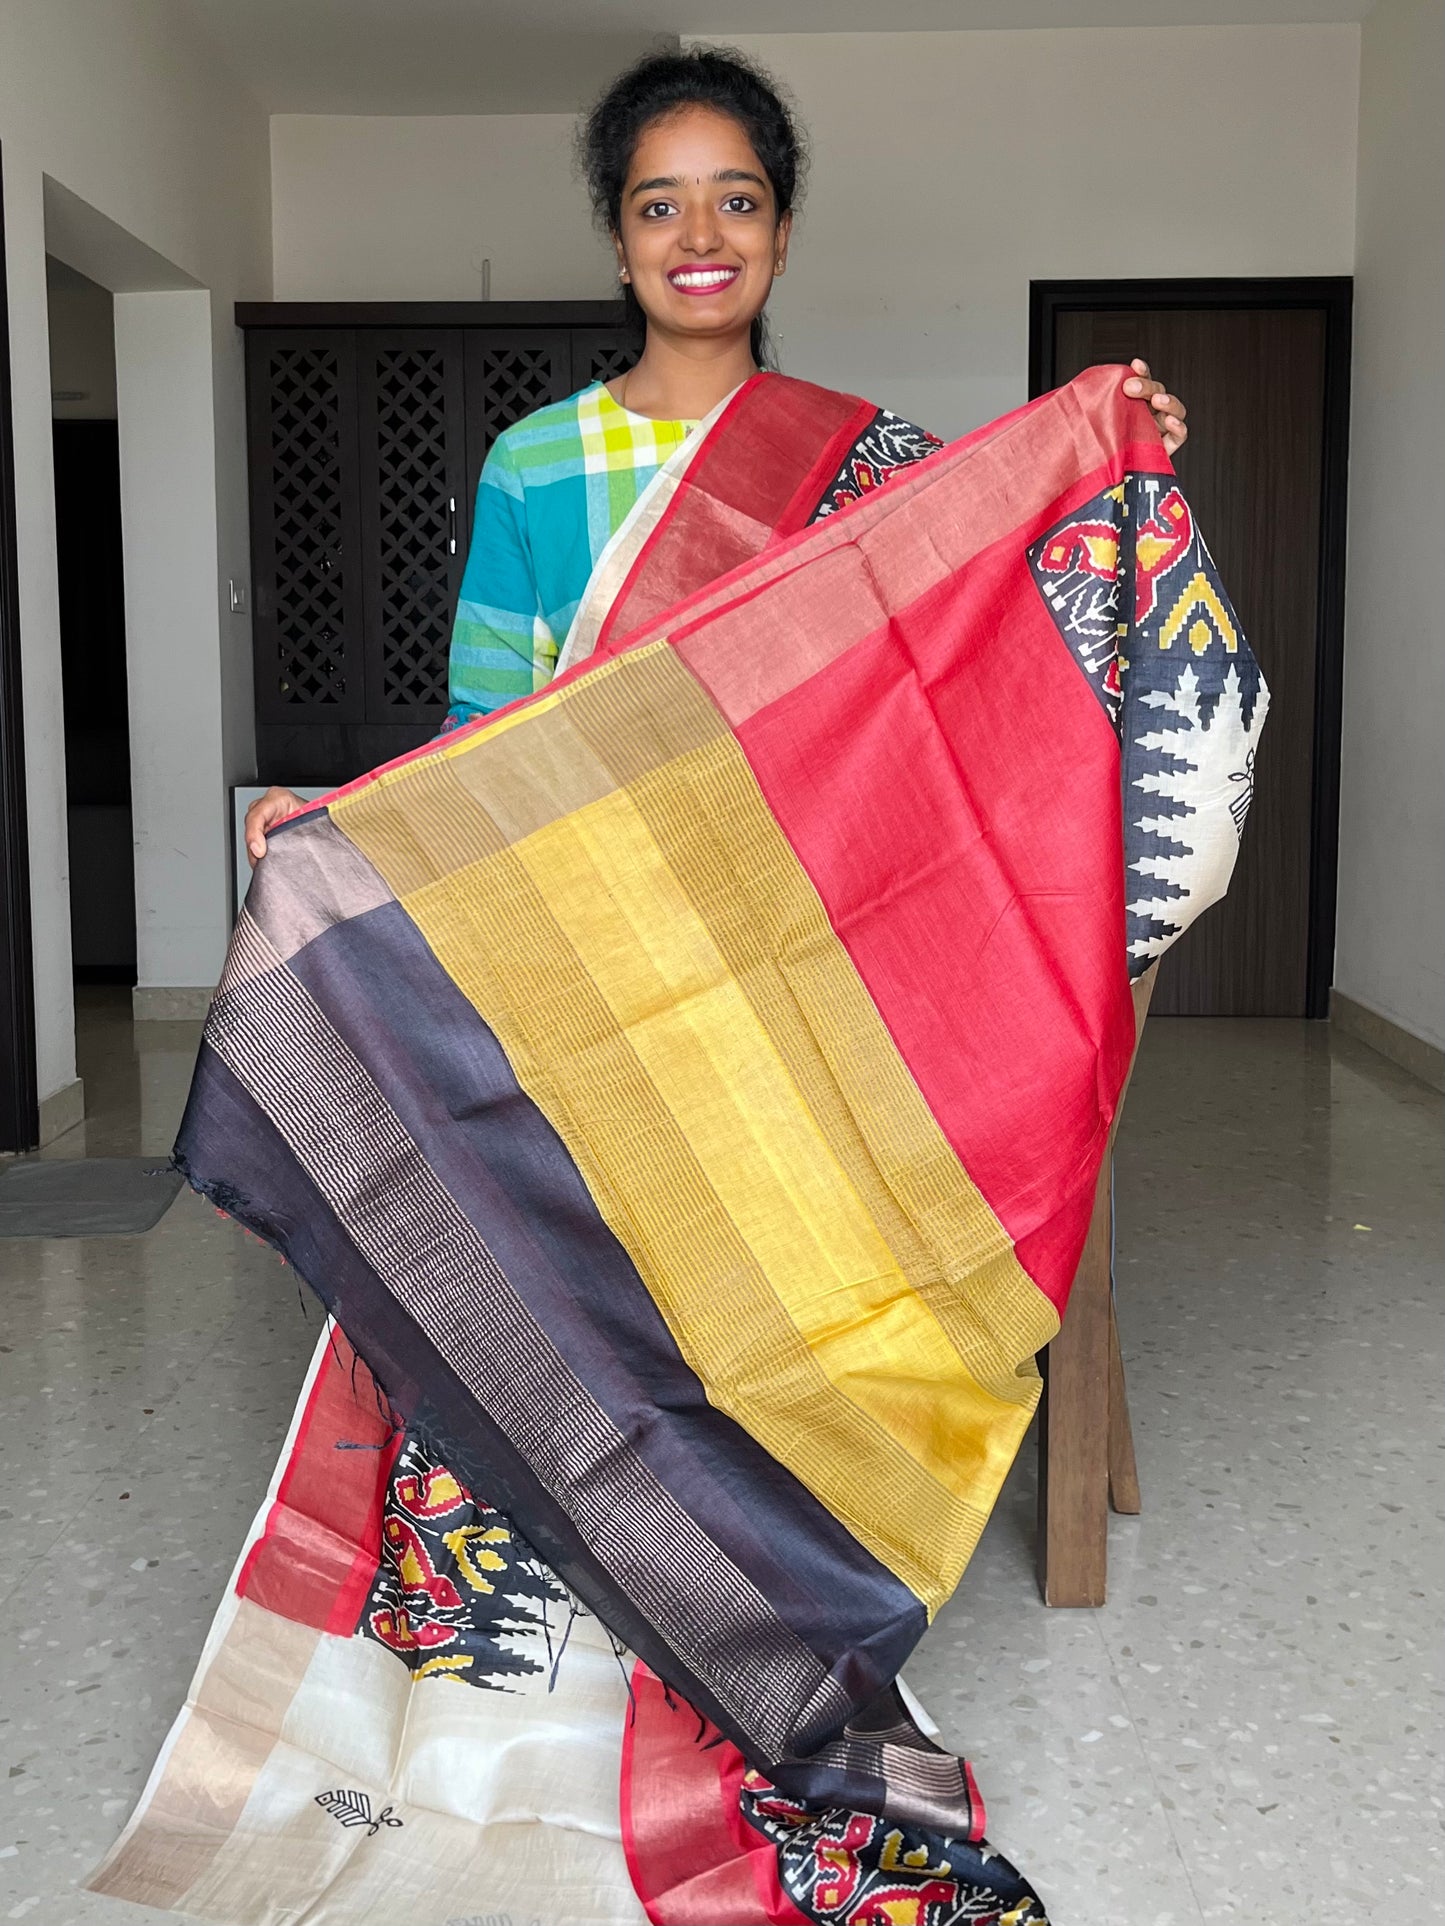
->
<box><xmin>613</xmin><ymin>105</ymin><xmax>790</xmax><ymax>351</ymax></box>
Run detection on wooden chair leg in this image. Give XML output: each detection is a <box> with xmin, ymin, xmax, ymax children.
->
<box><xmin>1035</xmin><ymin>1148</ymin><xmax>1113</xmax><ymax>1607</ymax></box>
<box><xmin>1035</xmin><ymin>965</ymin><xmax>1157</xmax><ymax>1607</ymax></box>
<box><xmin>1107</xmin><ymin>1299</ymin><xmax>1141</xmax><ymax>1516</ymax></box>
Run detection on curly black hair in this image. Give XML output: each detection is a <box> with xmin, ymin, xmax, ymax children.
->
<box><xmin>579</xmin><ymin>45</ymin><xmax>807</xmax><ymax>370</ymax></box>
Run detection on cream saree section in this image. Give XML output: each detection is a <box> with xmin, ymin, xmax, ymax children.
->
<box><xmin>88</xmin><ymin>1328</ymin><xmax>644</xmax><ymax>1926</ymax></box>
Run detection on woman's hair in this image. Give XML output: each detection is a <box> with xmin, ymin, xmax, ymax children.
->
<box><xmin>579</xmin><ymin>45</ymin><xmax>807</xmax><ymax>370</ymax></box>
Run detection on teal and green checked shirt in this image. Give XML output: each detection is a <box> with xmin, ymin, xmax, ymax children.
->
<box><xmin>445</xmin><ymin>382</ymin><xmax>696</xmax><ymax>729</ymax></box>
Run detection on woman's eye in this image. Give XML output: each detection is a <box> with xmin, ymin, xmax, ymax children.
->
<box><xmin>723</xmin><ymin>195</ymin><xmax>758</xmax><ymax>214</ymax></box>
<box><xmin>640</xmin><ymin>200</ymin><xmax>676</xmax><ymax>219</ymax></box>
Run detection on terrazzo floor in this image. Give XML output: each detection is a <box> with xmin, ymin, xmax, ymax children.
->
<box><xmin>1</xmin><ymin>986</ymin><xmax>1440</xmax><ymax>1925</ymax></box>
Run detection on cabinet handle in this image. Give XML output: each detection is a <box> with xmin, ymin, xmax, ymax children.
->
<box><xmin>448</xmin><ymin>496</ymin><xmax>458</xmax><ymax>556</ymax></box>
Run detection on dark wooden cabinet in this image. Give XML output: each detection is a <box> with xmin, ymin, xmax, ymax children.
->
<box><xmin>241</xmin><ymin>303</ymin><xmax>634</xmax><ymax>785</ymax></box>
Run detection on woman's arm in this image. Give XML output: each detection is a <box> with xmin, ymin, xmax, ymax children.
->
<box><xmin>444</xmin><ymin>445</ymin><xmax>556</xmax><ymax>732</ymax></box>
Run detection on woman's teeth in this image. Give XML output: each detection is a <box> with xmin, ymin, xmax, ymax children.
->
<box><xmin>670</xmin><ymin>268</ymin><xmax>739</xmax><ymax>289</ymax></box>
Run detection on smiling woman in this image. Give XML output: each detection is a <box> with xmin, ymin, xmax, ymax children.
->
<box><xmin>585</xmin><ymin>47</ymin><xmax>803</xmax><ymax>392</ymax></box>
<box><xmin>145</xmin><ymin>45</ymin><xmax>1251</xmax><ymax>1926</ymax></box>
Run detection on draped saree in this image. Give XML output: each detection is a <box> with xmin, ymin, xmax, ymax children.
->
<box><xmin>90</xmin><ymin>367</ymin><xmax>1266</xmax><ymax>1926</ymax></box>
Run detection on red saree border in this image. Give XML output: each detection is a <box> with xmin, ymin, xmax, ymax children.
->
<box><xmin>621</xmin><ymin>1662</ymin><xmax>813</xmax><ymax>1926</ymax></box>
<box><xmin>234</xmin><ymin>1330</ymin><xmax>399</xmax><ymax>1634</ymax></box>
<box><xmin>592</xmin><ymin>373</ymin><xmax>876</xmax><ymax>656</ymax></box>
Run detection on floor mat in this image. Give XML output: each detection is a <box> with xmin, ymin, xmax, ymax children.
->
<box><xmin>0</xmin><ymin>1156</ymin><xmax>183</xmax><ymax>1237</ymax></box>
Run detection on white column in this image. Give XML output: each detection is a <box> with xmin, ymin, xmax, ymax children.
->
<box><xmin>3</xmin><ymin>153</ymin><xmax>79</xmax><ymax>1131</ymax></box>
<box><xmin>114</xmin><ymin>288</ymin><xmax>229</xmax><ymax>1010</ymax></box>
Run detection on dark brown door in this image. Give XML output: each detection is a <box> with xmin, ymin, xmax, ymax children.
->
<box><xmin>1043</xmin><ymin>291</ymin><xmax>1348</xmax><ymax>1016</ymax></box>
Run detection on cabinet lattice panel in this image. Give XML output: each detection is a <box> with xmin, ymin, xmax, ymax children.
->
<box><xmin>265</xmin><ymin>345</ymin><xmax>350</xmax><ymax>707</ymax></box>
<box><xmin>473</xmin><ymin>345</ymin><xmax>564</xmax><ymax>447</ymax></box>
<box><xmin>586</xmin><ymin>342</ymin><xmax>635</xmax><ymax>385</ymax></box>
<box><xmin>372</xmin><ymin>345</ymin><xmax>453</xmax><ymax>709</ymax></box>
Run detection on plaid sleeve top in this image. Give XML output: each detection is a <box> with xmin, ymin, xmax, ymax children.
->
<box><xmin>445</xmin><ymin>383</ymin><xmax>696</xmax><ymax>729</ymax></box>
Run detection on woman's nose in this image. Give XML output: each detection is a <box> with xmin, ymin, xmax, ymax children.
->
<box><xmin>680</xmin><ymin>205</ymin><xmax>722</xmax><ymax>254</ymax></box>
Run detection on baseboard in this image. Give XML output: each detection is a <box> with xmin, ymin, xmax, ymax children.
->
<box><xmin>132</xmin><ymin>985</ymin><xmax>214</xmax><ymax>1022</ymax></box>
<box><xmin>38</xmin><ymin>1076</ymin><xmax>85</xmax><ymax>1146</ymax></box>
<box><xmin>1330</xmin><ymin>989</ymin><xmax>1445</xmax><ymax>1094</ymax></box>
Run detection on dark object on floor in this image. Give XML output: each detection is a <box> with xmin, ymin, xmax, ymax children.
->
<box><xmin>0</xmin><ymin>1157</ymin><xmax>182</xmax><ymax>1237</ymax></box>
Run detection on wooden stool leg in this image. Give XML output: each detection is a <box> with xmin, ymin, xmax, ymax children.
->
<box><xmin>1035</xmin><ymin>964</ymin><xmax>1155</xmax><ymax>1608</ymax></box>
<box><xmin>1035</xmin><ymin>1149</ymin><xmax>1113</xmax><ymax>1607</ymax></box>
<box><xmin>1107</xmin><ymin>1299</ymin><xmax>1141</xmax><ymax>1515</ymax></box>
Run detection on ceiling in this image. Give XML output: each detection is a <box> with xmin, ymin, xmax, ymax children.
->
<box><xmin>179</xmin><ymin>0</ymin><xmax>1373</xmax><ymax>114</ymax></box>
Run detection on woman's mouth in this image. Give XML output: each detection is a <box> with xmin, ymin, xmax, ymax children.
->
<box><xmin>666</xmin><ymin>265</ymin><xmax>742</xmax><ymax>296</ymax></box>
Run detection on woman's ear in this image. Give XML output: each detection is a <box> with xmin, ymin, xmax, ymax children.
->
<box><xmin>773</xmin><ymin>210</ymin><xmax>793</xmax><ymax>277</ymax></box>
<box><xmin>612</xmin><ymin>229</ymin><xmax>630</xmax><ymax>286</ymax></box>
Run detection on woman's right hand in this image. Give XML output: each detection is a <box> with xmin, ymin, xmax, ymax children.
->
<box><xmin>244</xmin><ymin>786</ymin><xmax>308</xmax><ymax>867</ymax></box>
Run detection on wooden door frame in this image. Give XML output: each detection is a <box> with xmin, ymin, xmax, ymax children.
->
<box><xmin>1029</xmin><ymin>276</ymin><xmax>1353</xmax><ymax>1019</ymax></box>
<box><xmin>0</xmin><ymin>143</ymin><xmax>40</xmax><ymax>1150</ymax></box>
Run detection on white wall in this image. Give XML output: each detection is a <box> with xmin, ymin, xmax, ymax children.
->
<box><xmin>270</xmin><ymin>26</ymin><xmax>1359</xmax><ymax>436</ymax></box>
<box><xmin>272</xmin><ymin>114</ymin><xmax>612</xmax><ymax>302</ymax></box>
<box><xmin>1333</xmin><ymin>0</ymin><xmax>1445</xmax><ymax>1053</ymax></box>
<box><xmin>0</xmin><ymin>0</ymin><xmax>270</xmax><ymax>1112</ymax></box>
<box><xmin>707</xmin><ymin>26</ymin><xmax>1359</xmax><ymax>435</ymax></box>
<box><xmin>116</xmin><ymin>292</ymin><xmax>233</xmax><ymax>995</ymax></box>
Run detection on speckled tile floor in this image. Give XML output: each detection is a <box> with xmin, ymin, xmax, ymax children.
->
<box><xmin>1</xmin><ymin>987</ymin><xmax>1440</xmax><ymax>1925</ymax></box>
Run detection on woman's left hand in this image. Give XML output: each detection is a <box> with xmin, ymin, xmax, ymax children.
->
<box><xmin>1123</xmin><ymin>358</ymin><xmax>1188</xmax><ymax>457</ymax></box>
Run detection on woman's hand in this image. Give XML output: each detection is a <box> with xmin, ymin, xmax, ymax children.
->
<box><xmin>244</xmin><ymin>786</ymin><xmax>307</xmax><ymax>867</ymax></box>
<box><xmin>1122</xmin><ymin>359</ymin><xmax>1188</xmax><ymax>457</ymax></box>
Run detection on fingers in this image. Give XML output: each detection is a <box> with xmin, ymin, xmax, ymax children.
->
<box><xmin>244</xmin><ymin>788</ymin><xmax>304</xmax><ymax>867</ymax></box>
<box><xmin>1123</xmin><ymin>357</ymin><xmax>1154</xmax><ymax>397</ymax></box>
<box><xmin>1120</xmin><ymin>363</ymin><xmax>1188</xmax><ymax>453</ymax></box>
<box><xmin>245</xmin><ymin>808</ymin><xmax>271</xmax><ymax>867</ymax></box>
<box><xmin>1147</xmin><ymin>388</ymin><xmax>1187</xmax><ymax>455</ymax></box>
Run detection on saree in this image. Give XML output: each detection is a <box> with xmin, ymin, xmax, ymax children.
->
<box><xmin>90</xmin><ymin>366</ymin><xmax>1266</xmax><ymax>1926</ymax></box>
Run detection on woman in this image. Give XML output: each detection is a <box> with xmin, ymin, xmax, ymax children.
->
<box><xmin>103</xmin><ymin>48</ymin><xmax>1219</xmax><ymax>1926</ymax></box>
<box><xmin>245</xmin><ymin>46</ymin><xmax>1186</xmax><ymax>853</ymax></box>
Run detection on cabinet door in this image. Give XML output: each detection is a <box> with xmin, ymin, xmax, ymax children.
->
<box><xmin>462</xmin><ymin>330</ymin><xmax>573</xmax><ymax>525</ymax></box>
<box><xmin>248</xmin><ymin>330</ymin><xmax>365</xmax><ymax>726</ymax></box>
<box><xmin>357</xmin><ymin>332</ymin><xmax>468</xmax><ymax>724</ymax></box>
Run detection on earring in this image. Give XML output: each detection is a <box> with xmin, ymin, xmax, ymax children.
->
<box><xmin>618</xmin><ymin>267</ymin><xmax>629</xmax><ymax>284</ymax></box>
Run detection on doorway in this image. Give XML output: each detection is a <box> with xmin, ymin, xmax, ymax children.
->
<box><xmin>48</xmin><ymin>258</ymin><xmax>135</xmax><ymax>991</ymax></box>
<box><xmin>1030</xmin><ymin>278</ymin><xmax>1351</xmax><ymax>1017</ymax></box>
